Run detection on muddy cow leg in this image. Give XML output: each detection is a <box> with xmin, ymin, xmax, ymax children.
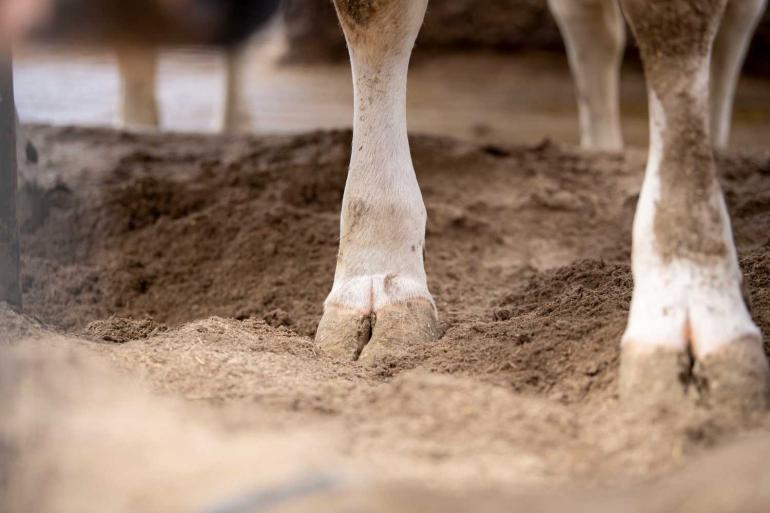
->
<box><xmin>116</xmin><ymin>46</ymin><xmax>160</xmax><ymax>129</ymax></box>
<box><xmin>711</xmin><ymin>0</ymin><xmax>767</xmax><ymax>149</ymax></box>
<box><xmin>548</xmin><ymin>0</ymin><xmax>625</xmax><ymax>151</ymax></box>
<box><xmin>316</xmin><ymin>0</ymin><xmax>438</xmax><ymax>365</ymax></box>
<box><xmin>619</xmin><ymin>0</ymin><xmax>770</xmax><ymax>409</ymax></box>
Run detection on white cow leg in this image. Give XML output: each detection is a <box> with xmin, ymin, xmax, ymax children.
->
<box><xmin>116</xmin><ymin>46</ymin><xmax>160</xmax><ymax>129</ymax></box>
<box><xmin>548</xmin><ymin>0</ymin><xmax>625</xmax><ymax>151</ymax></box>
<box><xmin>220</xmin><ymin>45</ymin><xmax>252</xmax><ymax>134</ymax></box>
<box><xmin>316</xmin><ymin>0</ymin><xmax>437</xmax><ymax>365</ymax></box>
<box><xmin>619</xmin><ymin>0</ymin><xmax>769</xmax><ymax>409</ymax></box>
<box><xmin>711</xmin><ymin>0</ymin><xmax>767</xmax><ymax>149</ymax></box>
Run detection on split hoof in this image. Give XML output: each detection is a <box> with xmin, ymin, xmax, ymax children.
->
<box><xmin>620</xmin><ymin>336</ymin><xmax>770</xmax><ymax>413</ymax></box>
<box><xmin>316</xmin><ymin>298</ymin><xmax>438</xmax><ymax>365</ymax></box>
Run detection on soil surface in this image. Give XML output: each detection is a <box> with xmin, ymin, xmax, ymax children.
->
<box><xmin>4</xmin><ymin>124</ymin><xmax>770</xmax><ymax>511</ymax></box>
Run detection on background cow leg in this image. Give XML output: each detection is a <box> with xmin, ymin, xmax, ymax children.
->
<box><xmin>619</xmin><ymin>0</ymin><xmax>769</xmax><ymax>409</ymax></box>
<box><xmin>0</xmin><ymin>50</ymin><xmax>22</xmax><ymax>311</ymax></box>
<box><xmin>548</xmin><ymin>0</ymin><xmax>625</xmax><ymax>151</ymax></box>
<box><xmin>711</xmin><ymin>0</ymin><xmax>767</xmax><ymax>149</ymax></box>
<box><xmin>116</xmin><ymin>46</ymin><xmax>160</xmax><ymax>129</ymax></box>
<box><xmin>219</xmin><ymin>45</ymin><xmax>251</xmax><ymax>133</ymax></box>
<box><xmin>316</xmin><ymin>0</ymin><xmax>437</xmax><ymax>365</ymax></box>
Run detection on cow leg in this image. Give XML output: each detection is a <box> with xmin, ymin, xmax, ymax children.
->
<box><xmin>220</xmin><ymin>46</ymin><xmax>251</xmax><ymax>133</ymax></box>
<box><xmin>619</xmin><ymin>0</ymin><xmax>769</xmax><ymax>409</ymax></box>
<box><xmin>316</xmin><ymin>0</ymin><xmax>437</xmax><ymax>365</ymax></box>
<box><xmin>548</xmin><ymin>0</ymin><xmax>625</xmax><ymax>151</ymax></box>
<box><xmin>0</xmin><ymin>51</ymin><xmax>22</xmax><ymax>311</ymax></box>
<box><xmin>711</xmin><ymin>0</ymin><xmax>767</xmax><ymax>149</ymax></box>
<box><xmin>116</xmin><ymin>46</ymin><xmax>160</xmax><ymax>129</ymax></box>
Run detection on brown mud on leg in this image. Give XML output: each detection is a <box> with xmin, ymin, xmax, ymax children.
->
<box><xmin>334</xmin><ymin>0</ymin><xmax>384</xmax><ymax>27</ymax></box>
<box><xmin>619</xmin><ymin>0</ymin><xmax>770</xmax><ymax>411</ymax></box>
<box><xmin>316</xmin><ymin>0</ymin><xmax>438</xmax><ymax>363</ymax></box>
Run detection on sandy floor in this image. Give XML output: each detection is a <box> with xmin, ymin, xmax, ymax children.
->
<box><xmin>4</xmin><ymin>30</ymin><xmax>770</xmax><ymax>510</ymax></box>
<box><xmin>3</xmin><ymin>121</ymin><xmax>770</xmax><ymax>511</ymax></box>
<box><xmin>12</xmin><ymin>43</ymin><xmax>770</xmax><ymax>150</ymax></box>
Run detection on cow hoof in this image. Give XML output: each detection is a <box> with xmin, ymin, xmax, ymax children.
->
<box><xmin>619</xmin><ymin>345</ymin><xmax>692</xmax><ymax>407</ymax></box>
<box><xmin>315</xmin><ymin>306</ymin><xmax>372</xmax><ymax>361</ymax></box>
<box><xmin>358</xmin><ymin>299</ymin><xmax>438</xmax><ymax>366</ymax></box>
<box><xmin>620</xmin><ymin>336</ymin><xmax>770</xmax><ymax>412</ymax></box>
<box><xmin>620</xmin><ymin>252</ymin><xmax>770</xmax><ymax>410</ymax></box>
<box><xmin>693</xmin><ymin>336</ymin><xmax>770</xmax><ymax>412</ymax></box>
<box><xmin>316</xmin><ymin>298</ymin><xmax>438</xmax><ymax>364</ymax></box>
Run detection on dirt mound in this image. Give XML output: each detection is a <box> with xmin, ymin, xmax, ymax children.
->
<box><xmin>7</xmin><ymin>125</ymin><xmax>770</xmax><ymax>509</ymax></box>
<box><xmin>4</xmin><ymin>318</ymin><xmax>770</xmax><ymax>513</ymax></box>
<box><xmin>21</xmin><ymin>128</ymin><xmax>350</xmax><ymax>334</ymax></box>
<box><xmin>83</xmin><ymin>316</ymin><xmax>167</xmax><ymax>343</ymax></box>
<box><xmin>17</xmin><ymin>125</ymin><xmax>770</xmax><ymax>401</ymax></box>
<box><xmin>0</xmin><ymin>302</ymin><xmax>45</xmax><ymax>343</ymax></box>
<box><xmin>411</xmin><ymin>260</ymin><xmax>631</xmax><ymax>402</ymax></box>
<box><xmin>19</xmin><ymin>127</ymin><xmax>639</xmax><ymax>336</ymax></box>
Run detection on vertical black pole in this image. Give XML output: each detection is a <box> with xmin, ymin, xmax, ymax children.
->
<box><xmin>0</xmin><ymin>50</ymin><xmax>21</xmax><ymax>311</ymax></box>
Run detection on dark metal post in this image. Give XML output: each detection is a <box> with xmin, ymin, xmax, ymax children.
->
<box><xmin>0</xmin><ymin>50</ymin><xmax>21</xmax><ymax>311</ymax></box>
